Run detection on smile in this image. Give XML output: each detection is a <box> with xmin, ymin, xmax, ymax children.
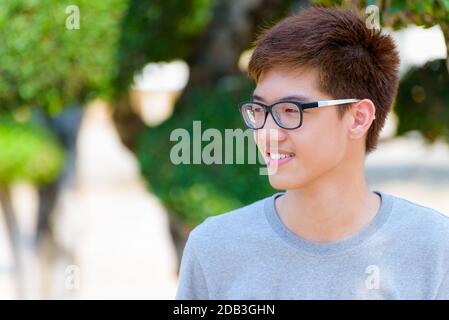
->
<box><xmin>266</xmin><ymin>152</ymin><xmax>295</xmax><ymax>167</ymax></box>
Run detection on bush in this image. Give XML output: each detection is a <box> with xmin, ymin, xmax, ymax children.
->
<box><xmin>395</xmin><ymin>59</ymin><xmax>449</xmax><ymax>143</ymax></box>
<box><xmin>0</xmin><ymin>117</ymin><xmax>65</xmax><ymax>186</ymax></box>
<box><xmin>0</xmin><ymin>0</ymin><xmax>128</xmax><ymax>114</ymax></box>
<box><xmin>136</xmin><ymin>77</ymin><xmax>275</xmax><ymax>227</ymax></box>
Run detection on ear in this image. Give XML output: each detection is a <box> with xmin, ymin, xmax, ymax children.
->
<box><xmin>347</xmin><ymin>99</ymin><xmax>376</xmax><ymax>140</ymax></box>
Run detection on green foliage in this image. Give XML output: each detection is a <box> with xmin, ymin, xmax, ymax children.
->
<box><xmin>395</xmin><ymin>59</ymin><xmax>449</xmax><ymax>143</ymax></box>
<box><xmin>312</xmin><ymin>0</ymin><xmax>449</xmax><ymax>29</ymax></box>
<box><xmin>0</xmin><ymin>0</ymin><xmax>218</xmax><ymax>111</ymax></box>
<box><xmin>114</xmin><ymin>0</ymin><xmax>216</xmax><ymax>94</ymax></box>
<box><xmin>0</xmin><ymin>116</ymin><xmax>65</xmax><ymax>186</ymax></box>
<box><xmin>136</xmin><ymin>77</ymin><xmax>275</xmax><ymax>226</ymax></box>
<box><xmin>0</xmin><ymin>0</ymin><xmax>128</xmax><ymax>114</ymax></box>
<box><xmin>0</xmin><ymin>0</ymin><xmax>218</xmax><ymax>190</ymax></box>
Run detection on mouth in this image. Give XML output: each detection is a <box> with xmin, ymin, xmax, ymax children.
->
<box><xmin>266</xmin><ymin>151</ymin><xmax>295</xmax><ymax>167</ymax></box>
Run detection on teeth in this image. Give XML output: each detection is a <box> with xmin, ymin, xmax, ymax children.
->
<box><xmin>269</xmin><ymin>153</ymin><xmax>294</xmax><ymax>160</ymax></box>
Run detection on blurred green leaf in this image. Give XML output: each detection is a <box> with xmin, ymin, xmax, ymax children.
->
<box><xmin>0</xmin><ymin>116</ymin><xmax>65</xmax><ymax>185</ymax></box>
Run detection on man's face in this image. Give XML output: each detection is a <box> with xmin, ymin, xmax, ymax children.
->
<box><xmin>253</xmin><ymin>66</ymin><xmax>352</xmax><ymax>190</ymax></box>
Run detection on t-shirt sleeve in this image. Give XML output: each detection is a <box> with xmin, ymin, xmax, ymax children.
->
<box><xmin>436</xmin><ymin>269</ymin><xmax>449</xmax><ymax>300</ymax></box>
<box><xmin>175</xmin><ymin>231</ymin><xmax>209</xmax><ymax>300</ymax></box>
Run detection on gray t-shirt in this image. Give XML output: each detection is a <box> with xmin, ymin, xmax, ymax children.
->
<box><xmin>176</xmin><ymin>190</ymin><xmax>449</xmax><ymax>299</ymax></box>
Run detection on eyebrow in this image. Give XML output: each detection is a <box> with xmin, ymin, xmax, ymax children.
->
<box><xmin>251</xmin><ymin>93</ymin><xmax>314</xmax><ymax>103</ymax></box>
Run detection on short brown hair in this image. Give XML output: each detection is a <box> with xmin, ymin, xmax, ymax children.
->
<box><xmin>247</xmin><ymin>6</ymin><xmax>400</xmax><ymax>154</ymax></box>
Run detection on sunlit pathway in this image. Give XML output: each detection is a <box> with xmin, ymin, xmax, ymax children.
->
<box><xmin>0</xmin><ymin>102</ymin><xmax>179</xmax><ymax>299</ymax></box>
<box><xmin>0</xmin><ymin>210</ymin><xmax>15</xmax><ymax>299</ymax></box>
<box><xmin>49</xmin><ymin>101</ymin><xmax>179</xmax><ymax>299</ymax></box>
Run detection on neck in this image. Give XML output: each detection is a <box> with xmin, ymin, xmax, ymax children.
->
<box><xmin>275</xmin><ymin>156</ymin><xmax>381</xmax><ymax>243</ymax></box>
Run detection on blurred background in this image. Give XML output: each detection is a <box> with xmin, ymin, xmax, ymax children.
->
<box><xmin>0</xmin><ymin>0</ymin><xmax>448</xmax><ymax>299</ymax></box>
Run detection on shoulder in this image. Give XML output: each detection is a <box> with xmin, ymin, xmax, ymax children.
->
<box><xmin>389</xmin><ymin>192</ymin><xmax>449</xmax><ymax>228</ymax></box>
<box><xmin>386</xmin><ymin>192</ymin><xmax>449</xmax><ymax>247</ymax></box>
<box><xmin>186</xmin><ymin>194</ymin><xmax>276</xmax><ymax>254</ymax></box>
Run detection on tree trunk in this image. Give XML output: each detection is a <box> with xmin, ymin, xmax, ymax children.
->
<box><xmin>440</xmin><ymin>23</ymin><xmax>449</xmax><ymax>74</ymax></box>
<box><xmin>35</xmin><ymin>106</ymin><xmax>83</xmax><ymax>298</ymax></box>
<box><xmin>112</xmin><ymin>94</ymin><xmax>146</xmax><ymax>151</ymax></box>
<box><xmin>186</xmin><ymin>0</ymin><xmax>293</xmax><ymax>87</ymax></box>
<box><xmin>0</xmin><ymin>185</ymin><xmax>24</xmax><ymax>298</ymax></box>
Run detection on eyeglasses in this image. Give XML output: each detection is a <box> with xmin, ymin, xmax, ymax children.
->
<box><xmin>239</xmin><ymin>99</ymin><xmax>360</xmax><ymax>130</ymax></box>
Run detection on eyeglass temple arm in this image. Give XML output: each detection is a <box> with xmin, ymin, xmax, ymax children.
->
<box><xmin>302</xmin><ymin>99</ymin><xmax>360</xmax><ymax>110</ymax></box>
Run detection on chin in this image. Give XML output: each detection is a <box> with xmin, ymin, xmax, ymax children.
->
<box><xmin>267</xmin><ymin>173</ymin><xmax>303</xmax><ymax>190</ymax></box>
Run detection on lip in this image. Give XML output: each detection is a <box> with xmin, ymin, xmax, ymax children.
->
<box><xmin>266</xmin><ymin>152</ymin><xmax>295</xmax><ymax>168</ymax></box>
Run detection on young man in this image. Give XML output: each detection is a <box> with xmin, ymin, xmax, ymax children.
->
<box><xmin>176</xmin><ymin>6</ymin><xmax>449</xmax><ymax>299</ymax></box>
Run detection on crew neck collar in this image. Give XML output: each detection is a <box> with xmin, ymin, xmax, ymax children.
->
<box><xmin>264</xmin><ymin>189</ymin><xmax>393</xmax><ymax>256</ymax></box>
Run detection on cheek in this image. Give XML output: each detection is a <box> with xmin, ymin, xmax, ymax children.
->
<box><xmin>291</xmin><ymin>119</ymin><xmax>346</xmax><ymax>169</ymax></box>
<box><xmin>265</xmin><ymin>118</ymin><xmax>348</xmax><ymax>189</ymax></box>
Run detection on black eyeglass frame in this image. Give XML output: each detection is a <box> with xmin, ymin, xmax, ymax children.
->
<box><xmin>238</xmin><ymin>99</ymin><xmax>360</xmax><ymax>130</ymax></box>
